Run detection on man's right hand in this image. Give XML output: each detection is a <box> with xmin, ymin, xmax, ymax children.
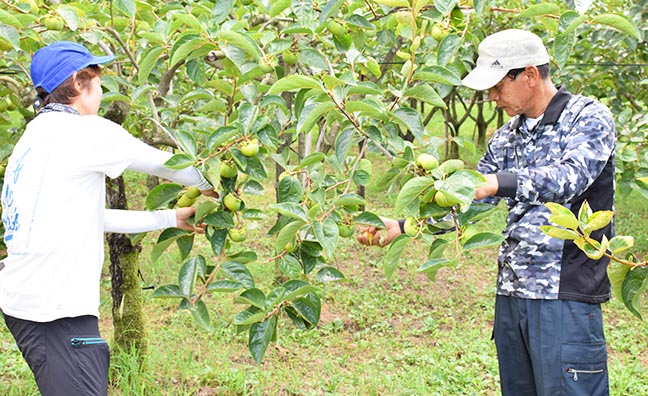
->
<box><xmin>356</xmin><ymin>217</ymin><xmax>402</xmax><ymax>247</ymax></box>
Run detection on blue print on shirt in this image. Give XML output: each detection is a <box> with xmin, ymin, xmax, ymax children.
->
<box><xmin>2</xmin><ymin>148</ymin><xmax>30</xmax><ymax>242</ymax></box>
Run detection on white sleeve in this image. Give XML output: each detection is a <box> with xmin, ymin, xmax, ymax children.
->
<box><xmin>126</xmin><ymin>143</ymin><xmax>213</xmax><ymax>190</ymax></box>
<box><xmin>104</xmin><ymin>209</ymin><xmax>177</xmax><ymax>233</ymax></box>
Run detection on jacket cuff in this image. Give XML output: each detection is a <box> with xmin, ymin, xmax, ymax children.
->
<box><xmin>495</xmin><ymin>172</ymin><xmax>517</xmax><ymax>197</ymax></box>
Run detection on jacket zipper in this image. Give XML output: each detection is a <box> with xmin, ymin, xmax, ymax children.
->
<box><xmin>70</xmin><ymin>337</ymin><xmax>107</xmax><ymax>348</ymax></box>
<box><xmin>566</xmin><ymin>368</ymin><xmax>605</xmax><ymax>381</ymax></box>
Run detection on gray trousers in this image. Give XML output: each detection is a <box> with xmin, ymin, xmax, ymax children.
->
<box><xmin>493</xmin><ymin>295</ymin><xmax>609</xmax><ymax>396</ymax></box>
<box><xmin>3</xmin><ymin>314</ymin><xmax>109</xmax><ymax>396</ymax></box>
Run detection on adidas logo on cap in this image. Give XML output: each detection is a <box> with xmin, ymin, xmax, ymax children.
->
<box><xmin>490</xmin><ymin>60</ymin><xmax>503</xmax><ymax>69</ymax></box>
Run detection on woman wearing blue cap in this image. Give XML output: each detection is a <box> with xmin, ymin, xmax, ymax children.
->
<box><xmin>0</xmin><ymin>41</ymin><xmax>218</xmax><ymax>396</ymax></box>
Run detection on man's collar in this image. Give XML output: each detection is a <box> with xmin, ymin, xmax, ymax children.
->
<box><xmin>539</xmin><ymin>86</ymin><xmax>571</xmax><ymax>125</ymax></box>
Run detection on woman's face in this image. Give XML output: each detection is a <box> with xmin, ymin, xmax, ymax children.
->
<box><xmin>74</xmin><ymin>75</ymin><xmax>103</xmax><ymax>115</ymax></box>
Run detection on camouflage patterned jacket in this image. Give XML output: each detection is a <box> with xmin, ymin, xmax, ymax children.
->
<box><xmin>477</xmin><ymin>87</ymin><xmax>616</xmax><ymax>303</ymax></box>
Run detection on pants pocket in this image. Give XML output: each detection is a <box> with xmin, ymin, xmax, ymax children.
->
<box><xmin>69</xmin><ymin>336</ymin><xmax>110</xmax><ymax>396</ymax></box>
<box><xmin>561</xmin><ymin>342</ymin><xmax>609</xmax><ymax>396</ymax></box>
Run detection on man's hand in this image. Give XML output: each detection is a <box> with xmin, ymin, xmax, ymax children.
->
<box><xmin>175</xmin><ymin>207</ymin><xmax>206</xmax><ymax>234</ymax></box>
<box><xmin>475</xmin><ymin>174</ymin><xmax>498</xmax><ymax>200</ymax></box>
<box><xmin>356</xmin><ymin>217</ymin><xmax>402</xmax><ymax>247</ymax></box>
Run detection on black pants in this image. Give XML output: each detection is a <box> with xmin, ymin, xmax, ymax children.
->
<box><xmin>3</xmin><ymin>314</ymin><xmax>110</xmax><ymax>396</ymax></box>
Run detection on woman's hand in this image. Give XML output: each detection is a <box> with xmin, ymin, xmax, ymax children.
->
<box><xmin>175</xmin><ymin>207</ymin><xmax>206</xmax><ymax>234</ymax></box>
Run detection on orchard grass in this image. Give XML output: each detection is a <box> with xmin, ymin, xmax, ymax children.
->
<box><xmin>1</xmin><ymin>158</ymin><xmax>647</xmax><ymax>395</ymax></box>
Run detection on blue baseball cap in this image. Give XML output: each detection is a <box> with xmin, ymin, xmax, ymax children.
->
<box><xmin>30</xmin><ymin>41</ymin><xmax>115</xmax><ymax>93</ymax></box>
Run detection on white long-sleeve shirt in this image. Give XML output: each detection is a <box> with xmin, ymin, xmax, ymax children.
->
<box><xmin>0</xmin><ymin>112</ymin><xmax>210</xmax><ymax>321</ymax></box>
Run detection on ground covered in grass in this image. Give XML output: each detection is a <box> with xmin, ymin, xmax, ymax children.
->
<box><xmin>2</xmin><ymin>168</ymin><xmax>648</xmax><ymax>395</ymax></box>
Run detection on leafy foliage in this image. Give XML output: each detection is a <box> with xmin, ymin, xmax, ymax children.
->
<box><xmin>0</xmin><ymin>0</ymin><xmax>645</xmax><ymax>362</ymax></box>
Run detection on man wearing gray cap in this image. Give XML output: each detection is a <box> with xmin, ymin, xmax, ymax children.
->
<box><xmin>466</xmin><ymin>29</ymin><xmax>615</xmax><ymax>396</ymax></box>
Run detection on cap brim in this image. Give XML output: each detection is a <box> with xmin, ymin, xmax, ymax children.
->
<box><xmin>462</xmin><ymin>67</ymin><xmax>508</xmax><ymax>91</ymax></box>
<box><xmin>89</xmin><ymin>54</ymin><xmax>115</xmax><ymax>66</ymax></box>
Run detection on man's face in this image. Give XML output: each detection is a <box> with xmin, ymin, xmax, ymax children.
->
<box><xmin>487</xmin><ymin>69</ymin><xmax>532</xmax><ymax>117</ymax></box>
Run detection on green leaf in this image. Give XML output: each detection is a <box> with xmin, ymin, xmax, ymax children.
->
<box><xmin>403</xmin><ymin>84</ymin><xmax>447</xmax><ymax>108</ymax></box>
<box><xmin>395</xmin><ymin>176</ymin><xmax>435</xmax><ymax>215</ymax></box>
<box><xmin>391</xmin><ymin>107</ymin><xmax>425</xmax><ymax>141</ymax></box>
<box><xmin>333</xmin><ymin>193</ymin><xmax>366</xmax><ymax>207</ymax></box>
<box><xmin>219</xmin><ymin>30</ymin><xmax>262</xmax><ymax>60</ymax></box>
<box><xmin>188</xmin><ymin>299</ymin><xmax>211</xmax><ymax>331</ymax></box>
<box><xmin>545</xmin><ymin>202</ymin><xmax>579</xmax><ymax>230</ymax></box>
<box><xmin>553</xmin><ymin>32</ymin><xmax>575</xmax><ymax>69</ymax></box>
<box><xmin>176</xmin><ymin>130</ymin><xmax>197</xmax><ymax>156</ymax></box>
<box><xmin>114</xmin><ymin>0</ymin><xmax>136</xmax><ymax>17</ymax></box>
<box><xmin>275</xmin><ymin>220</ymin><xmax>306</xmax><ymax>252</ymax></box>
<box><xmin>268</xmin><ymin>75</ymin><xmax>324</xmax><ymax>94</ymax></box>
<box><xmin>354</xmin><ymin>212</ymin><xmax>386</xmax><ymax>228</ymax></box>
<box><xmin>178</xmin><ymin>256</ymin><xmax>204</xmax><ymax>297</ymax></box>
<box><xmin>235</xmin><ymin>307</ymin><xmax>264</xmax><ymax>326</ymax></box>
<box><xmin>279</xmin><ymin>255</ymin><xmax>302</xmax><ymax>279</ymax></box>
<box><xmin>433</xmin><ymin>0</ymin><xmax>456</xmax><ymax>14</ymax></box>
<box><xmin>164</xmin><ymin>153</ymin><xmax>195</xmax><ymax>170</ymax></box>
<box><xmin>590</xmin><ymin>14</ymin><xmax>640</xmax><ymax>40</ymax></box>
<box><xmin>582</xmin><ymin>210</ymin><xmax>613</xmax><ymax>235</ymax></box>
<box><xmin>608</xmin><ymin>261</ymin><xmax>631</xmax><ymax>304</ymax></box>
<box><xmin>145</xmin><ymin>183</ymin><xmax>182</xmax><ymax>210</ymax></box>
<box><xmin>374</xmin><ymin>0</ymin><xmax>408</xmax><ymax>6</ymax></box>
<box><xmin>578</xmin><ymin>201</ymin><xmax>593</xmax><ymax>232</ymax></box>
<box><xmin>621</xmin><ymin>266</ymin><xmax>648</xmax><ymax>319</ymax></box>
<box><xmin>205</xmin><ymin>280</ymin><xmax>244</xmax><ymax>293</ymax></box>
<box><xmin>138</xmin><ymin>46</ymin><xmax>165</xmax><ymax>85</ymax></box>
<box><xmin>516</xmin><ymin>3</ymin><xmax>560</xmax><ymax>18</ymax></box>
<box><xmin>151</xmin><ymin>229</ymin><xmax>190</xmax><ymax>262</ymax></box>
<box><xmin>437</xmin><ymin>34</ymin><xmax>461</xmax><ymax>67</ymax></box>
<box><xmin>417</xmin><ymin>257</ymin><xmax>457</xmax><ymax>281</ymax></box>
<box><xmin>383</xmin><ymin>234</ymin><xmax>411</xmax><ymax>280</ymax></box>
<box><xmin>312</xmin><ymin>218</ymin><xmax>339</xmax><ymax>258</ymax></box>
<box><xmin>412</xmin><ymin>66</ymin><xmax>463</xmax><ymax>86</ymax></box>
<box><xmin>334</xmin><ymin>128</ymin><xmax>354</xmax><ymax>164</ymax></box>
<box><xmin>283</xmin><ymin>283</ymin><xmax>320</xmax><ymax>301</ymax></box>
<box><xmin>221</xmin><ymin>261</ymin><xmax>255</xmax><ymax>289</ymax></box>
<box><xmin>249</xmin><ymin>315</ymin><xmax>277</xmax><ymax>364</ymax></box>
<box><xmin>298</xmin><ymin>101</ymin><xmax>336</xmax><ymax>133</ymax></box>
<box><xmin>608</xmin><ymin>236</ymin><xmax>634</xmax><ymax>255</ymax></box>
<box><xmin>270</xmin><ymin>0</ymin><xmax>291</xmax><ymax>17</ymax></box>
<box><xmin>290</xmin><ymin>296</ymin><xmax>321</xmax><ymax>326</ymax></box>
<box><xmin>235</xmin><ymin>288</ymin><xmax>266</xmax><ymax>309</ymax></box>
<box><xmin>151</xmin><ymin>284</ymin><xmax>184</xmax><ymax>299</ymax></box>
<box><xmin>0</xmin><ymin>24</ymin><xmax>20</xmax><ymax>50</ymax></box>
<box><xmin>461</xmin><ymin>232</ymin><xmax>505</xmax><ymax>251</ymax></box>
<box><xmin>278</xmin><ymin>176</ymin><xmax>303</xmax><ymax>203</ymax></box>
<box><xmin>539</xmin><ymin>225</ymin><xmax>581</xmax><ymax>240</ymax></box>
<box><xmin>203</xmin><ymin>211</ymin><xmax>234</xmax><ymax>228</ymax></box>
<box><xmin>269</xmin><ymin>202</ymin><xmax>308</xmax><ymax>222</ymax></box>
<box><xmin>208</xmin><ymin>228</ymin><xmax>228</xmax><ymax>256</ymax></box>
<box><xmin>316</xmin><ymin>266</ymin><xmax>345</xmax><ymax>282</ymax></box>
<box><xmin>294</xmin><ymin>154</ymin><xmax>326</xmax><ymax>171</ymax></box>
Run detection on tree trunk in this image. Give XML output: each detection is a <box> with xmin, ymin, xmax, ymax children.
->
<box><xmin>103</xmin><ymin>101</ymin><xmax>146</xmax><ymax>362</ymax></box>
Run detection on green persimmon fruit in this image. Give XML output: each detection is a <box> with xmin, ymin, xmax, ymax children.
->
<box><xmin>434</xmin><ymin>191</ymin><xmax>455</xmax><ymax>208</ymax></box>
<box><xmin>43</xmin><ymin>16</ymin><xmax>64</xmax><ymax>31</ymax></box>
<box><xmin>220</xmin><ymin>162</ymin><xmax>237</xmax><ymax>178</ymax></box>
<box><xmin>185</xmin><ymin>187</ymin><xmax>201</xmax><ymax>199</ymax></box>
<box><xmin>431</xmin><ymin>23</ymin><xmax>449</xmax><ymax>41</ymax></box>
<box><xmin>416</xmin><ymin>153</ymin><xmax>439</xmax><ymax>171</ymax></box>
<box><xmin>326</xmin><ymin>20</ymin><xmax>345</xmax><ymax>37</ymax></box>
<box><xmin>438</xmin><ymin>159</ymin><xmax>465</xmax><ymax>175</ymax></box>
<box><xmin>229</xmin><ymin>226</ymin><xmax>247</xmax><ymax>242</ymax></box>
<box><xmin>239</xmin><ymin>139</ymin><xmax>260</xmax><ymax>157</ymax></box>
<box><xmin>338</xmin><ymin>223</ymin><xmax>355</xmax><ymax>238</ymax></box>
<box><xmin>282</xmin><ymin>50</ymin><xmax>298</xmax><ymax>65</ymax></box>
<box><xmin>177</xmin><ymin>195</ymin><xmax>195</xmax><ymax>208</ymax></box>
<box><xmin>403</xmin><ymin>217</ymin><xmax>419</xmax><ymax>237</ymax></box>
<box><xmin>223</xmin><ymin>193</ymin><xmax>243</xmax><ymax>211</ymax></box>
